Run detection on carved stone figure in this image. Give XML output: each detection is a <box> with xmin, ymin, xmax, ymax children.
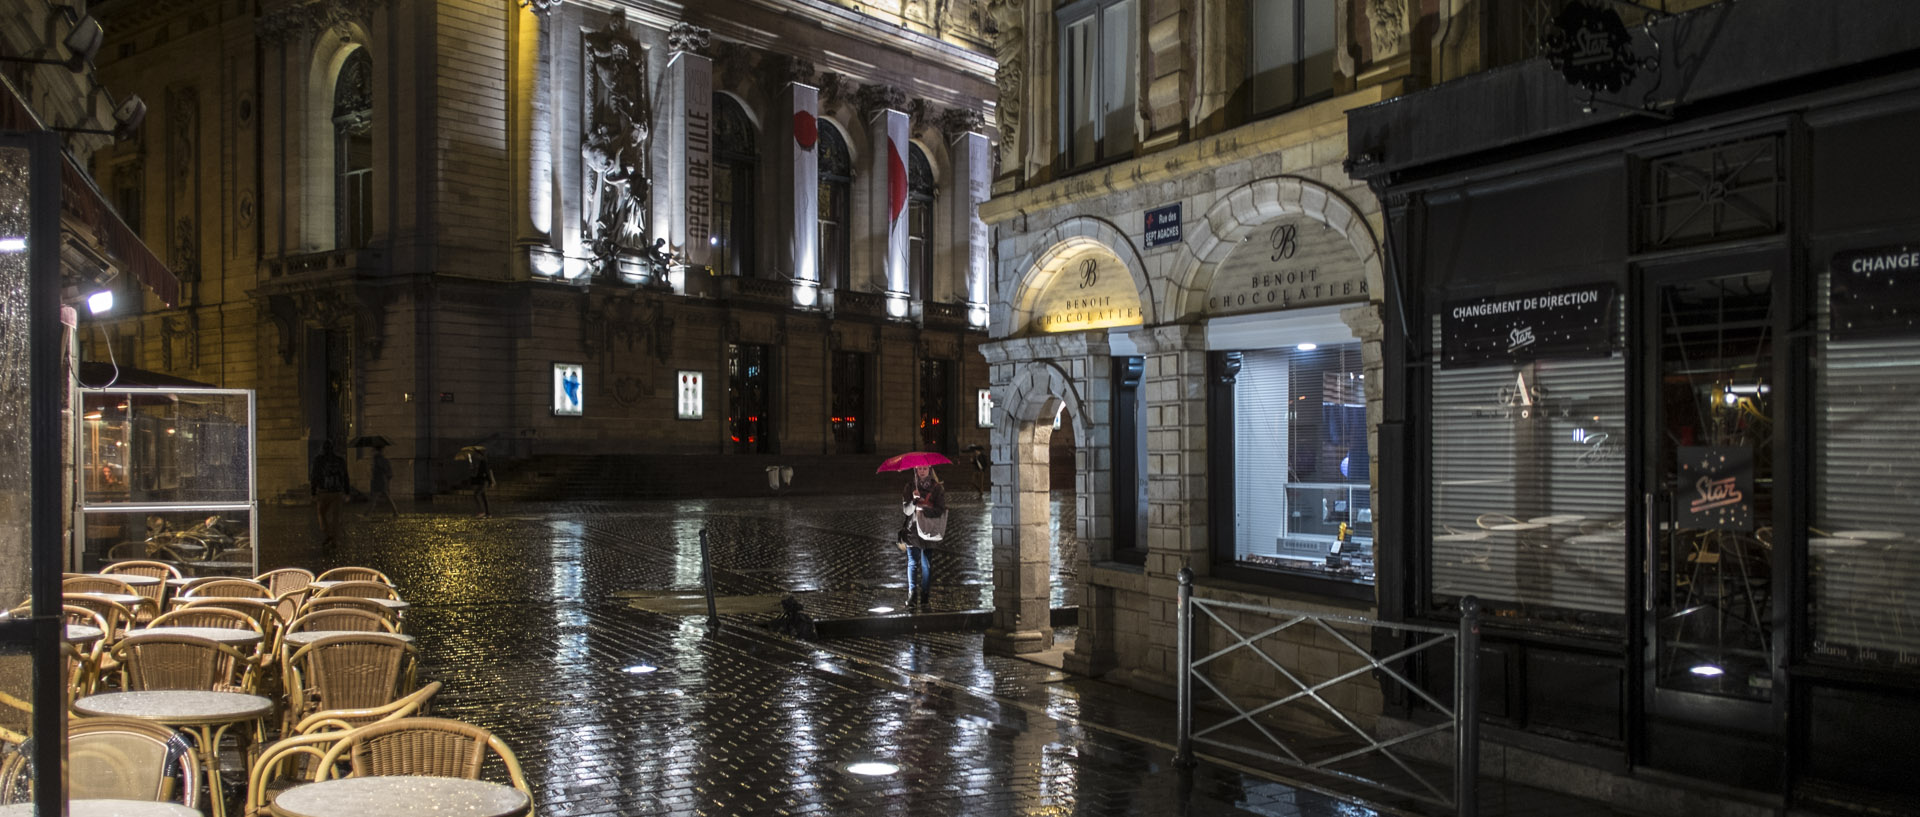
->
<box><xmin>667</xmin><ymin>22</ymin><xmax>710</xmax><ymax>55</ymax></box>
<box><xmin>1369</xmin><ymin>0</ymin><xmax>1405</xmax><ymax>59</ymax></box>
<box><xmin>582</xmin><ymin>10</ymin><xmax>653</xmax><ymax>271</ymax></box>
<box><xmin>985</xmin><ymin>0</ymin><xmax>1023</xmax><ymax>173</ymax></box>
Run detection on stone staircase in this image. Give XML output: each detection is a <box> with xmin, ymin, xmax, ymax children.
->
<box><xmin>481</xmin><ymin>453</ymin><xmax>904</xmax><ymax>501</ymax></box>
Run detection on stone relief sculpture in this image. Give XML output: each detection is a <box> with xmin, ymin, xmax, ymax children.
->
<box><xmin>1370</xmin><ymin>0</ymin><xmax>1405</xmax><ymax>60</ymax></box>
<box><xmin>583</xmin><ymin>9</ymin><xmax>653</xmax><ymax>272</ymax></box>
<box><xmin>985</xmin><ymin>0</ymin><xmax>1023</xmax><ymax>175</ymax></box>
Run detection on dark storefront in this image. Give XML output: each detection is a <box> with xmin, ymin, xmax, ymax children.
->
<box><xmin>1350</xmin><ymin>2</ymin><xmax>1920</xmax><ymax>811</ymax></box>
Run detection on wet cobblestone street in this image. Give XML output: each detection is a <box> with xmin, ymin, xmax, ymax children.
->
<box><xmin>253</xmin><ymin>493</ymin><xmax>1381</xmax><ymax>817</ymax></box>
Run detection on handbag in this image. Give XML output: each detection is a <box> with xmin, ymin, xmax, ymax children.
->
<box><xmin>912</xmin><ymin>507</ymin><xmax>947</xmax><ymax>541</ymax></box>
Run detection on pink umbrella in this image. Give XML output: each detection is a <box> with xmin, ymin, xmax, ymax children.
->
<box><xmin>876</xmin><ymin>451</ymin><xmax>952</xmax><ymax>473</ymax></box>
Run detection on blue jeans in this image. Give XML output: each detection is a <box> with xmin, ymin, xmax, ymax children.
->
<box><xmin>905</xmin><ymin>546</ymin><xmax>931</xmax><ymax>598</ymax></box>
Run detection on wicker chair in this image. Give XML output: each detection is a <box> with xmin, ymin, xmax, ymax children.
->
<box><xmin>65</xmin><ymin>717</ymin><xmax>201</xmax><ymax>807</ymax></box>
<box><xmin>182</xmin><ymin>578</ymin><xmax>274</xmax><ymax>600</ymax></box>
<box><xmin>243</xmin><ymin>682</ymin><xmax>443</xmax><ymax>817</ymax></box>
<box><xmin>150</xmin><ymin>606</ymin><xmax>263</xmax><ymax>631</ymax></box>
<box><xmin>111</xmin><ymin>632</ymin><xmax>258</xmax><ymax>694</ymax></box>
<box><xmin>314</xmin><ymin>717</ymin><xmax>533</xmax><ymax>809</ymax></box>
<box><xmin>283</xmin><ymin>633</ymin><xmax>417</xmax><ymax>735</ymax></box>
<box><xmin>285</xmin><ymin>608</ymin><xmax>397</xmax><ymax>635</ymax></box>
<box><xmin>63</xmin><ymin>593</ymin><xmax>136</xmax><ymax>641</ymax></box>
<box><xmin>102</xmin><ymin>560</ymin><xmax>183</xmax><ymax>624</ymax></box>
<box><xmin>298</xmin><ymin>597</ymin><xmax>401</xmax><ymax>630</ymax></box>
<box><xmin>64</xmin><ymin>575</ymin><xmax>157</xmax><ymax>622</ymax></box>
<box><xmin>62</xmin><ymin>604</ymin><xmax>114</xmax><ymax>697</ymax></box>
<box><xmin>313</xmin><ymin>581</ymin><xmax>401</xmax><ymax>601</ymax></box>
<box><xmin>257</xmin><ymin>568</ymin><xmax>315</xmax><ymax>597</ymax></box>
<box><xmin>315</xmin><ymin>566</ymin><xmax>393</xmax><ymax>585</ymax></box>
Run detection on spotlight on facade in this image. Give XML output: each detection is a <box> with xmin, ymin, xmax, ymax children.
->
<box><xmin>1297</xmin><ymin>342</ymin><xmax>1318</xmax><ymax>351</ymax></box>
<box><xmin>1690</xmin><ymin>664</ymin><xmax>1724</xmax><ymax>677</ymax></box>
<box><xmin>86</xmin><ymin>289</ymin><xmax>113</xmax><ymax>315</ymax></box>
<box><xmin>0</xmin><ymin>237</ymin><xmax>24</xmax><ymax>252</ymax></box>
<box><xmin>886</xmin><ymin>292</ymin><xmax>909</xmax><ymax>318</ymax></box>
<box><xmin>793</xmin><ymin>280</ymin><xmax>819</xmax><ymax>307</ymax></box>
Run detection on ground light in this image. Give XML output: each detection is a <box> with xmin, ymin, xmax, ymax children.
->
<box><xmin>844</xmin><ymin>762</ymin><xmax>899</xmax><ymax>776</ymax></box>
<box><xmin>1690</xmin><ymin>664</ymin><xmax>1724</xmax><ymax>677</ymax></box>
<box><xmin>868</xmin><ymin>606</ymin><xmax>895</xmax><ymax>614</ymax></box>
<box><xmin>623</xmin><ymin>664</ymin><xmax>658</xmax><ymax>674</ymax></box>
<box><xmin>1296</xmin><ymin>342</ymin><xmax>1318</xmax><ymax>351</ymax></box>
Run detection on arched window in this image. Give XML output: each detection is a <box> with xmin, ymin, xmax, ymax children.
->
<box><xmin>712</xmin><ymin>93</ymin><xmax>757</xmax><ymax>277</ymax></box>
<box><xmin>817</xmin><ymin>121</ymin><xmax>852</xmax><ymax>292</ymax></box>
<box><xmin>907</xmin><ymin>144</ymin><xmax>937</xmax><ymax>302</ymax></box>
<box><xmin>333</xmin><ymin>49</ymin><xmax>373</xmax><ymax>249</ymax></box>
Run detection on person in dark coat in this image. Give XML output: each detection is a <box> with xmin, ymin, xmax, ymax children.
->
<box><xmin>367</xmin><ymin>444</ymin><xmax>398</xmax><ymax>518</ymax></box>
<box><xmin>467</xmin><ymin>450</ymin><xmax>495</xmax><ymax>518</ymax></box>
<box><xmin>899</xmin><ymin>464</ymin><xmax>947</xmax><ymax>608</ymax></box>
<box><xmin>310</xmin><ymin>440</ymin><xmax>352</xmax><ymax>548</ymax></box>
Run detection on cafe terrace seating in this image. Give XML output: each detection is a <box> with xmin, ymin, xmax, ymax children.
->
<box><xmin>314</xmin><ymin>717</ymin><xmax>533</xmax><ymax>804</ymax></box>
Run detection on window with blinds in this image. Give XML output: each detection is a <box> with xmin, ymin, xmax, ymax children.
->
<box><xmin>1231</xmin><ymin>343</ymin><xmax>1372</xmax><ymax>584</ymax></box>
<box><xmin>1429</xmin><ymin>319</ymin><xmax>1626</xmax><ymax>629</ymax></box>
<box><xmin>1812</xmin><ymin>275</ymin><xmax>1920</xmax><ymax>670</ymax></box>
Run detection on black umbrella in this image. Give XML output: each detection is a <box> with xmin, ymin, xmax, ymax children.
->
<box><xmin>349</xmin><ymin>435</ymin><xmax>392</xmax><ymax>448</ymax></box>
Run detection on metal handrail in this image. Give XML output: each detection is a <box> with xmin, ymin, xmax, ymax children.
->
<box><xmin>1176</xmin><ymin>567</ymin><xmax>1481</xmax><ymax>816</ymax></box>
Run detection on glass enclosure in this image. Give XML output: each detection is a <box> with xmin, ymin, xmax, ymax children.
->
<box><xmin>77</xmin><ymin>388</ymin><xmax>257</xmax><ymax>576</ymax></box>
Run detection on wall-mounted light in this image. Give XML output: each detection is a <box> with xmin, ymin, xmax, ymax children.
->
<box><xmin>86</xmin><ymin>289</ymin><xmax>113</xmax><ymax>315</ymax></box>
<box><xmin>0</xmin><ymin>237</ymin><xmax>25</xmax><ymax>252</ymax></box>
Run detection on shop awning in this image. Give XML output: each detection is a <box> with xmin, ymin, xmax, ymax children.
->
<box><xmin>77</xmin><ymin>362</ymin><xmax>217</xmax><ymax>389</ymax></box>
<box><xmin>1</xmin><ymin>75</ymin><xmax>179</xmax><ymax>307</ymax></box>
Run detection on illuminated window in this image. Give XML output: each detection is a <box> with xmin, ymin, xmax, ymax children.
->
<box><xmin>907</xmin><ymin>145</ymin><xmax>937</xmax><ymax>301</ymax></box>
<box><xmin>677</xmin><ymin>371</ymin><xmax>703</xmax><ymax>420</ymax></box>
<box><xmin>977</xmin><ymin>388</ymin><xmax>994</xmax><ymax>428</ymax></box>
<box><xmin>712</xmin><ymin>94</ymin><xmax>757</xmax><ymax>277</ymax></box>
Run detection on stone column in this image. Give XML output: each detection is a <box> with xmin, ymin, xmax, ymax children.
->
<box><xmin>982</xmin><ymin>338</ymin><xmax>1053</xmax><ymax>655</ymax></box>
<box><xmin>1134</xmin><ymin>324</ymin><xmax>1209</xmax><ymax>695</ymax></box>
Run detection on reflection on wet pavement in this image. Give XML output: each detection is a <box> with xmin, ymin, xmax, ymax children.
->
<box><xmin>253</xmin><ymin>494</ymin><xmax>1382</xmax><ymax>816</ymax></box>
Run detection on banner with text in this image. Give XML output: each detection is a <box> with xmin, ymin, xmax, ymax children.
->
<box><xmin>1441</xmin><ymin>282</ymin><xmax>1616</xmax><ymax>368</ymax></box>
<box><xmin>1831</xmin><ymin>244</ymin><xmax>1920</xmax><ymax>339</ymax></box>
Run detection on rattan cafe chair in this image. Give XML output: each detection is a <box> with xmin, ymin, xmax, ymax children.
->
<box><xmin>312</xmin><ymin>580</ymin><xmax>401</xmax><ymax>601</ymax></box>
<box><xmin>314</xmin><ymin>716</ymin><xmax>534</xmax><ymax>810</ymax></box>
<box><xmin>66</xmin><ymin>716</ymin><xmax>201</xmax><ymax>808</ymax></box>
<box><xmin>298</xmin><ymin>596</ymin><xmax>401</xmax><ymax>631</ymax></box>
<box><xmin>285</xmin><ymin>608</ymin><xmax>396</xmax><ymax>636</ymax></box>
<box><xmin>102</xmin><ymin>560</ymin><xmax>183</xmax><ymax>623</ymax></box>
<box><xmin>242</xmin><ymin>682</ymin><xmax>443</xmax><ymax>817</ymax></box>
<box><xmin>256</xmin><ymin>568</ymin><xmax>315</xmax><ymax>597</ymax></box>
<box><xmin>282</xmin><ymin>633</ymin><xmax>416</xmax><ymax>736</ymax></box>
<box><xmin>182</xmin><ymin>578</ymin><xmax>274</xmax><ymax>600</ymax></box>
<box><xmin>314</xmin><ymin>566</ymin><xmax>393</xmax><ymax>585</ymax></box>
<box><xmin>111</xmin><ymin>632</ymin><xmax>259</xmax><ymax>695</ymax></box>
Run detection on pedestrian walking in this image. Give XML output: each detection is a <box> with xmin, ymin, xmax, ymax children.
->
<box><xmin>367</xmin><ymin>443</ymin><xmax>399</xmax><ymax>518</ymax></box>
<box><xmin>467</xmin><ymin>448</ymin><xmax>495</xmax><ymax>518</ymax></box>
<box><xmin>898</xmin><ymin>464</ymin><xmax>947</xmax><ymax>608</ymax></box>
<box><xmin>309</xmin><ymin>440</ymin><xmax>351</xmax><ymax>548</ymax></box>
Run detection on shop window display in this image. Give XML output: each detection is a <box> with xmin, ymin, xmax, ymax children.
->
<box><xmin>1228</xmin><ymin>342</ymin><xmax>1373</xmax><ymax>584</ymax></box>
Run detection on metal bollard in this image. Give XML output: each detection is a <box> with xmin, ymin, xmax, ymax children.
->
<box><xmin>1456</xmin><ymin>595</ymin><xmax>1481</xmax><ymax>817</ymax></box>
<box><xmin>1175</xmin><ymin>567</ymin><xmax>1195</xmax><ymax>769</ymax></box>
<box><xmin>700</xmin><ymin>527</ymin><xmax>720</xmax><ymax>633</ymax></box>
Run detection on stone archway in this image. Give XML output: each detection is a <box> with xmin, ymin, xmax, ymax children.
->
<box><xmin>980</xmin><ymin>338</ymin><xmax>1105</xmax><ymax>656</ymax></box>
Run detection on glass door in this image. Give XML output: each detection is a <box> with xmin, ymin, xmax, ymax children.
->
<box><xmin>1638</xmin><ymin>256</ymin><xmax>1783</xmax><ymax>788</ymax></box>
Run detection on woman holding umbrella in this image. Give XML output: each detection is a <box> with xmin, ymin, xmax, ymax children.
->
<box><xmin>881</xmin><ymin>451</ymin><xmax>950</xmax><ymax>608</ymax></box>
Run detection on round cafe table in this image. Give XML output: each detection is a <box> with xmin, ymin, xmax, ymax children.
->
<box><xmin>65</xmin><ymin>624</ymin><xmax>105</xmax><ymax>644</ymax></box>
<box><xmin>74</xmin><ymin>690</ymin><xmax>274</xmax><ymax>817</ymax></box>
<box><xmin>0</xmin><ymin>800</ymin><xmax>202</xmax><ymax>817</ymax></box>
<box><xmin>272</xmin><ymin>776</ymin><xmax>530</xmax><ymax>817</ymax></box>
<box><xmin>122</xmin><ymin>626</ymin><xmax>263</xmax><ymax>648</ymax></box>
<box><xmin>87</xmin><ymin>573</ymin><xmax>162</xmax><ymax>587</ymax></box>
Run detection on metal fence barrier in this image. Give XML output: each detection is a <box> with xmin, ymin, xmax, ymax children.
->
<box><xmin>1175</xmin><ymin>567</ymin><xmax>1481</xmax><ymax>816</ymax></box>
